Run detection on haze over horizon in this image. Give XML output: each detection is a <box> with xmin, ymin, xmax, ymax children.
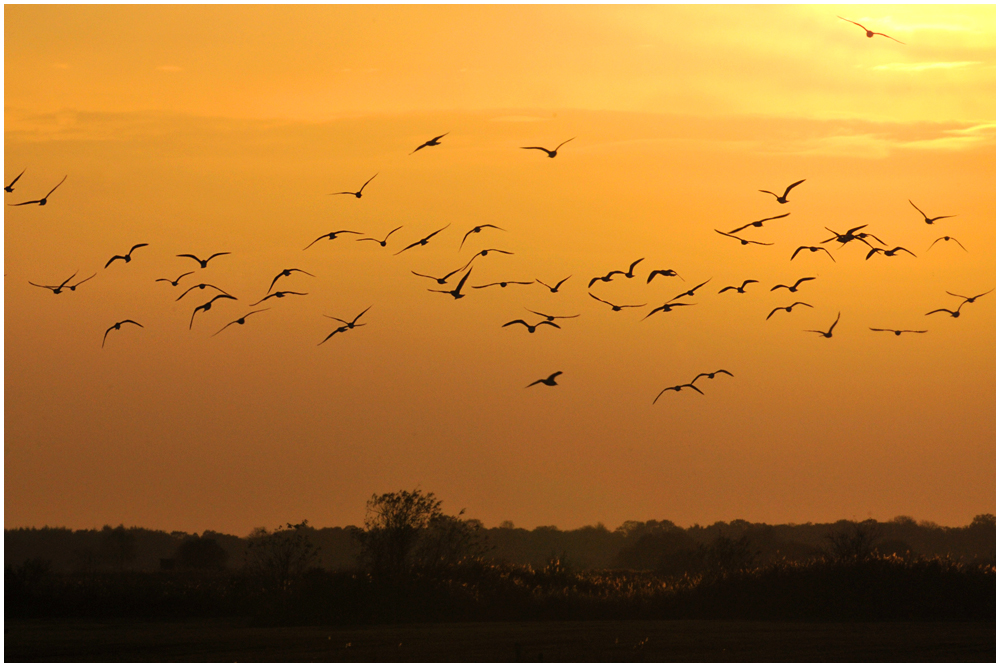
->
<box><xmin>4</xmin><ymin>5</ymin><xmax>995</xmax><ymax>536</ymax></box>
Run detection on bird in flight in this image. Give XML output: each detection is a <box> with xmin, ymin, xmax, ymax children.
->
<box><xmin>759</xmin><ymin>179</ymin><xmax>805</xmax><ymax>204</ymax></box>
<box><xmin>806</xmin><ymin>312</ymin><xmax>840</xmax><ymax>338</ymax></box>
<box><xmin>267</xmin><ymin>268</ymin><xmax>315</xmax><ymax>294</ymax></box>
<box><xmin>927</xmin><ymin>236</ymin><xmax>967</xmax><ymax>252</ymax></box>
<box><xmin>411</xmin><ymin>264</ymin><xmax>470</xmax><ymax>285</ymax></box>
<box><xmin>190</xmin><ymin>294</ymin><xmax>237</xmax><ymax>329</ymax></box>
<box><xmin>65</xmin><ymin>273</ymin><xmax>96</xmax><ymax>292</ymax></box>
<box><xmin>329</xmin><ymin>173</ymin><xmax>377</xmax><ymax>198</ymax></box>
<box><xmin>715</xmin><ymin>230</ymin><xmax>774</xmax><ymax>246</ymax></box>
<box><xmin>525</xmin><ymin>308</ymin><xmax>580</xmax><ymax>322</ymax></box>
<box><xmin>176</xmin><ymin>283</ymin><xmax>232</xmax><ymax>302</ymax></box>
<box><xmin>213</xmin><ymin>309</ymin><xmax>270</xmax><ymax>336</ymax></box>
<box><xmin>105</xmin><ymin>243</ymin><xmax>149</xmax><ymax>268</ymax></box>
<box><xmin>473</xmin><ymin>280</ymin><xmax>533</xmax><ymax>289</ymax></box>
<box><xmin>728</xmin><ymin>213</ymin><xmax>790</xmax><ymax>235</ymax></box>
<box><xmin>608</xmin><ymin>258</ymin><xmax>645</xmax><ymax>280</ymax></box>
<box><xmin>318</xmin><ymin>323</ymin><xmax>367</xmax><ymax>346</ymax></box>
<box><xmin>29</xmin><ymin>271</ymin><xmax>78</xmax><ymax>295</ymax></box>
<box><xmin>502</xmin><ymin>319</ymin><xmax>560</xmax><ymax>334</ymax></box>
<box><xmin>156</xmin><ymin>271</ymin><xmax>194</xmax><ymax>287</ymax></box>
<box><xmin>588</xmin><ymin>272</ymin><xmax>616</xmax><ymax>289</ymax></box>
<box><xmin>430</xmin><ymin>267</ymin><xmax>473</xmax><ymax>299</ymax></box>
<box><xmin>395</xmin><ymin>225</ymin><xmax>450</xmax><ymax>256</ymax></box>
<box><xmin>304</xmin><ymin>230</ymin><xmax>362</xmax><ymax>250</ymax></box>
<box><xmin>653</xmin><ymin>383</ymin><xmax>703</xmax><ymax>404</ymax></box>
<box><xmin>925</xmin><ymin>305</ymin><xmax>963</xmax><ymax>319</ymax></box>
<box><xmin>589</xmin><ymin>293</ymin><xmax>646</xmax><ymax>312</ymax></box>
<box><xmin>411</xmin><ymin>133</ymin><xmax>449</xmax><ymax>154</ymax></box>
<box><xmin>5</xmin><ymin>168</ymin><xmax>25</xmax><ymax>193</ymax></box>
<box><xmin>249</xmin><ymin>291</ymin><xmax>308</xmax><ymax>307</ymax></box>
<box><xmin>9</xmin><ymin>175</ymin><xmax>67</xmax><ymax>207</ymax></box>
<box><xmin>946</xmin><ymin>288</ymin><xmax>994</xmax><ymax>306</ymax></box>
<box><xmin>909</xmin><ymin>200</ymin><xmax>954</xmax><ymax>225</ymax></box>
<box><xmin>719</xmin><ymin>279</ymin><xmax>758</xmax><ymax>294</ymax></box>
<box><xmin>647</xmin><ymin>269</ymin><xmax>684</xmax><ymax>284</ymax></box>
<box><xmin>642</xmin><ymin>301</ymin><xmax>695</xmax><ymax>321</ymax></box>
<box><xmin>668</xmin><ymin>279</ymin><xmax>711</xmax><ymax>302</ymax></box>
<box><xmin>771</xmin><ymin>277</ymin><xmax>815</xmax><ymax>293</ymax></box>
<box><xmin>357</xmin><ymin>225</ymin><xmax>403</xmax><ymax>248</ymax></box>
<box><xmin>866</xmin><ymin>246</ymin><xmax>915</xmax><ymax>260</ymax></box>
<box><xmin>323</xmin><ymin>305</ymin><xmax>372</xmax><ymax>330</ymax></box>
<box><xmin>870</xmin><ymin>327</ymin><xmax>927</xmax><ymax>336</ymax></box>
<box><xmin>521</xmin><ymin>138</ymin><xmax>574</xmax><ymax>158</ymax></box>
<box><xmin>767</xmin><ymin>302</ymin><xmax>813</xmax><ymax>320</ymax></box>
<box><xmin>177</xmin><ymin>252</ymin><xmax>230</xmax><ymax>268</ymax></box>
<box><xmin>691</xmin><ymin>369</ymin><xmax>733</xmax><ymax>384</ymax></box>
<box><xmin>838</xmin><ymin>16</ymin><xmax>905</xmax><ymax>44</ymax></box>
<box><xmin>791</xmin><ymin>246</ymin><xmax>836</xmax><ymax>262</ymax></box>
<box><xmin>459</xmin><ymin>224</ymin><xmax>505</xmax><ymax>250</ymax></box>
<box><xmin>536</xmin><ymin>276</ymin><xmax>571</xmax><ymax>293</ymax></box>
<box><xmin>102</xmin><ymin>320</ymin><xmax>143</xmax><ymax>348</ymax></box>
<box><xmin>822</xmin><ymin>225</ymin><xmax>869</xmax><ymax>246</ymax></box>
<box><xmin>526</xmin><ymin>371</ymin><xmax>562</xmax><ymax>388</ymax></box>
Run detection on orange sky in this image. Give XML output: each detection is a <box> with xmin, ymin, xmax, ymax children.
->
<box><xmin>4</xmin><ymin>5</ymin><xmax>995</xmax><ymax>535</ymax></box>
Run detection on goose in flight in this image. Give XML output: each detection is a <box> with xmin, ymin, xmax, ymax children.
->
<box><xmin>525</xmin><ymin>308</ymin><xmax>580</xmax><ymax>322</ymax></box>
<box><xmin>589</xmin><ymin>293</ymin><xmax>646</xmax><ymax>312</ymax></box>
<box><xmin>767</xmin><ymin>302</ymin><xmax>813</xmax><ymax>320</ymax></box>
<box><xmin>791</xmin><ymin>246</ymin><xmax>836</xmax><ymax>262</ymax></box>
<box><xmin>102</xmin><ymin>320</ymin><xmax>143</xmax><ymax>348</ymax></box>
<box><xmin>411</xmin><ymin>133</ymin><xmax>449</xmax><ymax>154</ymax></box>
<box><xmin>29</xmin><ymin>271</ymin><xmax>77</xmax><ymax>295</ymax></box>
<box><xmin>267</xmin><ymin>268</ymin><xmax>315</xmax><ymax>294</ymax></box>
<box><xmin>927</xmin><ymin>236</ymin><xmax>966</xmax><ymax>252</ymax></box>
<box><xmin>213</xmin><ymin>309</ymin><xmax>270</xmax><ymax>336</ymax></box>
<box><xmin>691</xmin><ymin>369</ymin><xmax>733</xmax><ymax>384</ymax></box>
<box><xmin>502</xmin><ymin>319</ymin><xmax>560</xmax><ymax>334</ymax></box>
<box><xmin>329</xmin><ymin>173</ymin><xmax>377</xmax><ymax>198</ymax></box>
<box><xmin>176</xmin><ymin>283</ymin><xmax>232</xmax><ymax>302</ymax></box>
<box><xmin>249</xmin><ymin>291</ymin><xmax>308</xmax><ymax>307</ymax></box>
<box><xmin>8</xmin><ymin>175</ymin><xmax>66</xmax><ymax>206</ymax></box>
<box><xmin>357</xmin><ymin>225</ymin><xmax>403</xmax><ymax>248</ymax></box>
<box><xmin>190</xmin><ymin>294</ymin><xmax>237</xmax><ymax>329</ymax></box>
<box><xmin>177</xmin><ymin>252</ymin><xmax>230</xmax><ymax>268</ymax></box>
<box><xmin>771</xmin><ymin>277</ymin><xmax>815</xmax><ymax>293</ymax></box>
<box><xmin>870</xmin><ymin>327</ymin><xmax>927</xmax><ymax>336</ymax></box>
<box><xmin>521</xmin><ymin>138</ymin><xmax>574</xmax><ymax>158</ymax></box>
<box><xmin>653</xmin><ymin>383</ymin><xmax>703</xmax><ymax>404</ymax></box>
<box><xmin>395</xmin><ymin>225</ymin><xmax>450</xmax><ymax>256</ymax></box>
<box><xmin>715</xmin><ymin>229</ymin><xmax>774</xmax><ymax>246</ymax></box>
<box><xmin>642</xmin><ymin>301</ymin><xmax>695</xmax><ymax>321</ymax></box>
<box><xmin>156</xmin><ymin>271</ymin><xmax>194</xmax><ymax>287</ymax></box>
<box><xmin>728</xmin><ymin>212</ymin><xmax>790</xmax><ymax>235</ymax></box>
<box><xmin>866</xmin><ymin>246</ymin><xmax>915</xmax><ymax>260</ymax></box>
<box><xmin>838</xmin><ymin>16</ymin><xmax>905</xmax><ymax>44</ymax></box>
<box><xmin>429</xmin><ymin>266</ymin><xmax>472</xmax><ymax>299</ymax></box>
<box><xmin>536</xmin><ymin>276</ymin><xmax>571</xmax><ymax>293</ymax></box>
<box><xmin>805</xmin><ymin>312</ymin><xmax>840</xmax><ymax>338</ymax></box>
<box><xmin>946</xmin><ymin>288</ymin><xmax>994</xmax><ymax>306</ymax></box>
<box><xmin>647</xmin><ymin>269</ymin><xmax>684</xmax><ymax>284</ymax></box>
<box><xmin>526</xmin><ymin>371</ymin><xmax>562</xmax><ymax>388</ymax></box>
<box><xmin>304</xmin><ymin>230</ymin><xmax>362</xmax><ymax>250</ymax></box>
<box><xmin>909</xmin><ymin>200</ymin><xmax>954</xmax><ymax>225</ymax></box>
<box><xmin>65</xmin><ymin>273</ymin><xmax>96</xmax><ymax>292</ymax></box>
<box><xmin>323</xmin><ymin>305</ymin><xmax>372</xmax><ymax>330</ymax></box>
<box><xmin>719</xmin><ymin>279</ymin><xmax>758</xmax><ymax>294</ymax></box>
<box><xmin>105</xmin><ymin>243</ymin><xmax>149</xmax><ymax>268</ymax></box>
<box><xmin>5</xmin><ymin>168</ymin><xmax>25</xmax><ymax>193</ymax></box>
<box><xmin>460</xmin><ymin>224</ymin><xmax>505</xmax><ymax>250</ymax></box>
<box><xmin>318</xmin><ymin>323</ymin><xmax>367</xmax><ymax>346</ymax></box>
<box><xmin>759</xmin><ymin>179</ymin><xmax>805</xmax><ymax>204</ymax></box>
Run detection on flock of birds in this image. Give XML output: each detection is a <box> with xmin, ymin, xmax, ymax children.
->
<box><xmin>7</xmin><ymin>16</ymin><xmax>992</xmax><ymax>406</ymax></box>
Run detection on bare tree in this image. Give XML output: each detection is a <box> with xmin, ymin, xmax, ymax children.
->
<box><xmin>244</xmin><ymin>520</ymin><xmax>320</xmax><ymax>591</ymax></box>
<box><xmin>826</xmin><ymin>519</ymin><xmax>882</xmax><ymax>562</ymax></box>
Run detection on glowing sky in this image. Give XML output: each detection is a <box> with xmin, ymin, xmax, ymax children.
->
<box><xmin>4</xmin><ymin>5</ymin><xmax>995</xmax><ymax>534</ymax></box>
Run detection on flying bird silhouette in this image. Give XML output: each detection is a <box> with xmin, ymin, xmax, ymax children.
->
<box><xmin>502</xmin><ymin>319</ymin><xmax>560</xmax><ymax>334</ymax></box>
<box><xmin>647</xmin><ymin>269</ymin><xmax>684</xmax><ymax>284</ymax></box>
<box><xmin>822</xmin><ymin>225</ymin><xmax>869</xmax><ymax>246</ymax></box>
<box><xmin>925</xmin><ymin>306</ymin><xmax>963</xmax><ymax>318</ymax></box>
<box><xmin>156</xmin><ymin>271</ymin><xmax>194</xmax><ymax>287</ymax></box>
<box><xmin>866</xmin><ymin>246</ymin><xmax>915</xmax><ymax>260</ymax></box>
<box><xmin>927</xmin><ymin>236</ymin><xmax>966</xmax><ymax>252</ymax></box>
<box><xmin>460</xmin><ymin>224</ymin><xmax>505</xmax><ymax>250</ymax></box>
<box><xmin>525</xmin><ymin>308</ymin><xmax>580</xmax><ymax>322</ymax></box>
<box><xmin>304</xmin><ymin>230</ymin><xmax>362</xmax><ymax>250</ymax></box>
<box><xmin>526</xmin><ymin>371</ymin><xmax>563</xmax><ymax>388</ymax></box>
<box><xmin>411</xmin><ymin>264</ymin><xmax>470</xmax><ymax>285</ymax></box>
<box><xmin>177</xmin><ymin>252</ymin><xmax>230</xmax><ymax>268</ymax></box>
<box><xmin>190</xmin><ymin>294</ymin><xmax>237</xmax><ymax>329</ymax></box>
<box><xmin>766</xmin><ymin>302</ymin><xmax>813</xmax><ymax>320</ymax></box>
<box><xmin>357</xmin><ymin>225</ymin><xmax>403</xmax><ymax>247</ymax></box>
<box><xmin>411</xmin><ymin>133</ymin><xmax>449</xmax><ymax>154</ymax></box>
<box><xmin>329</xmin><ymin>173</ymin><xmax>377</xmax><ymax>198</ymax></box>
<box><xmin>536</xmin><ymin>276</ymin><xmax>571</xmax><ymax>293</ymax></box>
<box><xmin>176</xmin><ymin>283</ymin><xmax>232</xmax><ymax>302</ymax></box>
<box><xmin>607</xmin><ymin>258</ymin><xmax>645</xmax><ymax>279</ymax></box>
<box><xmin>105</xmin><ymin>243</ymin><xmax>149</xmax><ymax>268</ymax></box>
<box><xmin>29</xmin><ymin>270</ymin><xmax>78</xmax><ymax>295</ymax></box>
<box><xmin>318</xmin><ymin>323</ymin><xmax>367</xmax><ymax>346</ymax></box>
<box><xmin>759</xmin><ymin>179</ymin><xmax>805</xmax><ymax>204</ymax></box>
<box><xmin>806</xmin><ymin>312</ymin><xmax>840</xmax><ymax>338</ymax></box>
<box><xmin>719</xmin><ymin>279</ymin><xmax>758</xmax><ymax>294</ymax></box>
<box><xmin>65</xmin><ymin>273</ymin><xmax>96</xmax><ymax>292</ymax></box>
<box><xmin>946</xmin><ymin>288</ymin><xmax>994</xmax><ymax>306</ymax></box>
<box><xmin>9</xmin><ymin>175</ymin><xmax>67</xmax><ymax>206</ymax></box>
<box><xmin>728</xmin><ymin>213</ymin><xmax>791</xmax><ymax>235</ymax></box>
<box><xmin>589</xmin><ymin>293</ymin><xmax>646</xmax><ymax>312</ymax></box>
<box><xmin>691</xmin><ymin>369</ymin><xmax>733</xmax><ymax>384</ymax></box>
<box><xmin>323</xmin><ymin>305</ymin><xmax>372</xmax><ymax>329</ymax></box>
<box><xmin>771</xmin><ymin>277</ymin><xmax>816</xmax><ymax>293</ymax></box>
<box><xmin>909</xmin><ymin>200</ymin><xmax>954</xmax><ymax>225</ymax></box>
<box><xmin>430</xmin><ymin>267</ymin><xmax>473</xmax><ymax>299</ymax></box>
<box><xmin>715</xmin><ymin>230</ymin><xmax>774</xmax><ymax>246</ymax></box>
<box><xmin>653</xmin><ymin>383</ymin><xmax>703</xmax><ymax>404</ymax></box>
<box><xmin>791</xmin><ymin>246</ymin><xmax>836</xmax><ymax>262</ymax></box>
<box><xmin>213</xmin><ymin>309</ymin><xmax>270</xmax><ymax>336</ymax></box>
<box><xmin>588</xmin><ymin>272</ymin><xmax>616</xmax><ymax>288</ymax></box>
<box><xmin>838</xmin><ymin>16</ymin><xmax>905</xmax><ymax>43</ymax></box>
<box><xmin>642</xmin><ymin>302</ymin><xmax>695</xmax><ymax>320</ymax></box>
<box><xmin>668</xmin><ymin>279</ymin><xmax>711</xmax><ymax>302</ymax></box>
<box><xmin>5</xmin><ymin>168</ymin><xmax>25</xmax><ymax>193</ymax></box>
<box><xmin>395</xmin><ymin>225</ymin><xmax>450</xmax><ymax>256</ymax></box>
<box><xmin>521</xmin><ymin>137</ymin><xmax>574</xmax><ymax>158</ymax></box>
<box><xmin>870</xmin><ymin>327</ymin><xmax>927</xmax><ymax>336</ymax></box>
<box><xmin>473</xmin><ymin>281</ymin><xmax>533</xmax><ymax>289</ymax></box>
<box><xmin>249</xmin><ymin>291</ymin><xmax>308</xmax><ymax>307</ymax></box>
<box><xmin>267</xmin><ymin>268</ymin><xmax>315</xmax><ymax>294</ymax></box>
<box><xmin>102</xmin><ymin>320</ymin><xmax>143</xmax><ymax>348</ymax></box>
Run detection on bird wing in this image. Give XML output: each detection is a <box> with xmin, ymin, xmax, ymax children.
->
<box><xmin>526</xmin><ymin>379</ymin><xmax>544</xmax><ymax>388</ymax></box>
<box><xmin>925</xmin><ymin>308</ymin><xmax>952</xmax><ymax>316</ymax></box>
<box><xmin>521</xmin><ymin>146</ymin><xmax>550</xmax><ymax>152</ymax></box>
<box><xmin>359</xmin><ymin>173</ymin><xmax>378</xmax><ymax>192</ymax></box>
<box><xmin>792</xmin><ymin>302</ymin><xmax>813</xmax><ymax>309</ymax></box>
<box><xmin>129</xmin><ymin>243</ymin><xmax>149</xmax><ymax>253</ymax></box>
<box><xmin>555</xmin><ymin>138</ymin><xmax>575</xmax><ymax>151</ymax></box>
<box><xmin>793</xmin><ymin>277</ymin><xmax>816</xmax><ymax>288</ymax></box>
<box><xmin>459</xmin><ymin>228</ymin><xmax>477</xmax><ymax>249</ymax></box>
<box><xmin>9</xmin><ymin>200</ymin><xmax>43</xmax><ymax>206</ymax></box>
<box><xmin>759</xmin><ymin>190</ymin><xmax>778</xmax><ymax>199</ymax></box>
<box><xmin>719</xmin><ymin>286</ymin><xmax>735</xmax><ymax>293</ymax></box>
<box><xmin>742</xmin><ymin>279</ymin><xmax>758</xmax><ymax>287</ymax></box>
<box><xmin>652</xmin><ymin>388</ymin><xmax>670</xmax><ymax>404</ymax></box>
<box><xmin>909</xmin><ymin>200</ymin><xmax>926</xmax><ymax>218</ymax></box>
<box><xmin>71</xmin><ymin>273</ymin><xmax>96</xmax><ymax>287</ymax></box>
<box><xmin>57</xmin><ymin>271</ymin><xmax>79</xmax><ymax>289</ymax></box>
<box><xmin>503</xmin><ymin>320</ymin><xmax>529</xmax><ymax>328</ymax></box>
<box><xmin>782</xmin><ymin>179</ymin><xmax>806</xmax><ymax>197</ymax></box>
<box><xmin>422</xmin><ymin>225</ymin><xmax>450</xmax><ymax>242</ymax></box>
<box><xmin>395</xmin><ymin>239</ymin><xmax>423</xmax><ymax>255</ymax></box>
<box><xmin>101</xmin><ymin>327</ymin><xmax>114</xmax><ymax>347</ymax></box>
<box><xmin>122</xmin><ymin>320</ymin><xmax>143</xmax><ymax>328</ymax></box>
<box><xmin>6</xmin><ymin>169</ymin><xmax>25</xmax><ymax>188</ymax></box>
<box><xmin>715</xmin><ymin>229</ymin><xmax>739</xmax><ymax>240</ymax></box>
<box><xmin>44</xmin><ymin>175</ymin><xmax>68</xmax><ymax>198</ymax></box>
<box><xmin>829</xmin><ymin>312</ymin><xmax>841</xmax><ymax>333</ymax></box>
<box><xmin>838</xmin><ymin>16</ymin><xmax>868</xmax><ymax>30</ymax></box>
<box><xmin>820</xmin><ymin>248</ymin><xmax>836</xmax><ymax>262</ymax></box>
<box><xmin>177</xmin><ymin>253</ymin><xmax>203</xmax><ymax>263</ymax></box>
<box><xmin>587</xmin><ymin>276</ymin><xmax>602</xmax><ymax>288</ymax></box>
<box><xmin>589</xmin><ymin>293</ymin><xmax>613</xmax><ymax>307</ymax></box>
<box><xmin>684</xmin><ymin>383</ymin><xmax>704</xmax><ymax>395</ymax></box>
<box><xmin>872</xmin><ymin>32</ymin><xmax>904</xmax><ymax>44</ymax></box>
<box><xmin>539</xmin><ymin>321</ymin><xmax>561</xmax><ymax>329</ymax></box>
<box><xmin>105</xmin><ymin>255</ymin><xmax>126</xmax><ymax>268</ymax></box>
<box><xmin>628</xmin><ymin>258</ymin><xmax>645</xmax><ymax>273</ymax></box>
<box><xmin>790</xmin><ymin>247</ymin><xmax>806</xmax><ymax>261</ymax></box>
<box><xmin>766</xmin><ymin>307</ymin><xmax>781</xmax><ymax>320</ymax></box>
<box><xmin>351</xmin><ymin>305</ymin><xmax>373</xmax><ymax>324</ymax></box>
<box><xmin>865</xmin><ymin>247</ymin><xmax>881</xmax><ymax>260</ymax></box>
<box><xmin>453</xmin><ymin>267</ymin><xmax>472</xmax><ymax>293</ymax></box>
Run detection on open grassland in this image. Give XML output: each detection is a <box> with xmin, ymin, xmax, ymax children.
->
<box><xmin>5</xmin><ymin>618</ymin><xmax>995</xmax><ymax>662</ymax></box>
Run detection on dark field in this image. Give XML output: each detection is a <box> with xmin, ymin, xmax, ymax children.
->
<box><xmin>5</xmin><ymin>618</ymin><xmax>995</xmax><ymax>662</ymax></box>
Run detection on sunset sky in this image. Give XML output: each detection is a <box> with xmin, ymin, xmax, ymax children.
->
<box><xmin>4</xmin><ymin>5</ymin><xmax>995</xmax><ymax>536</ymax></box>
